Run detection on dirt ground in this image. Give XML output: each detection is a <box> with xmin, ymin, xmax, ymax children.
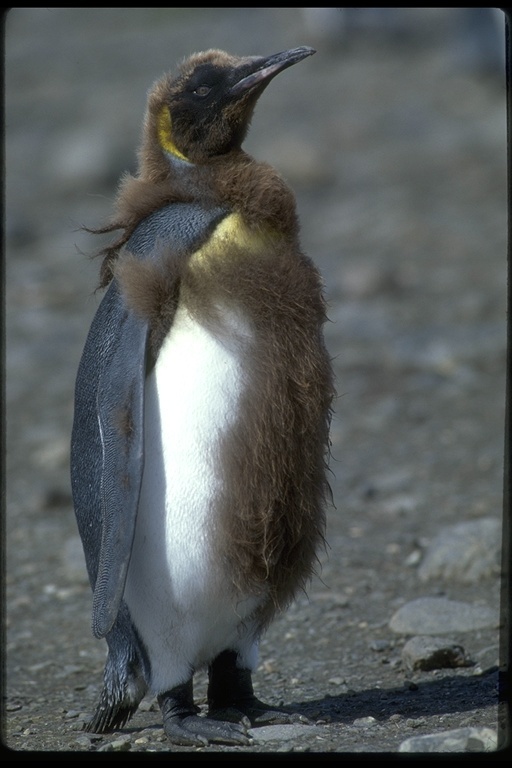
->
<box><xmin>4</xmin><ymin>8</ymin><xmax>508</xmax><ymax>754</ymax></box>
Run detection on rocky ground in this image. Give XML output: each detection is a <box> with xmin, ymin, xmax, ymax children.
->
<box><xmin>4</xmin><ymin>8</ymin><xmax>508</xmax><ymax>754</ymax></box>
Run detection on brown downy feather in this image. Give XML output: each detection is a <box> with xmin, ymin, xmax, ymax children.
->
<box><xmin>92</xmin><ymin>176</ymin><xmax>192</xmax><ymax>289</ymax></box>
<box><xmin>113</xmin><ymin>248</ymin><xmax>184</xmax><ymax>362</ymax></box>
<box><xmin>181</xmin><ymin>239</ymin><xmax>334</xmax><ymax>625</ymax></box>
<box><xmin>89</xmin><ymin>49</ymin><xmax>335</xmax><ymax>620</ymax></box>
<box><xmin>94</xmin><ymin>153</ymin><xmax>298</xmax><ymax>288</ymax></box>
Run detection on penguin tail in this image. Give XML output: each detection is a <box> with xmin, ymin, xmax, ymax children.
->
<box><xmin>84</xmin><ymin>664</ymin><xmax>147</xmax><ymax>734</ymax></box>
<box><xmin>85</xmin><ymin>693</ymin><xmax>140</xmax><ymax>734</ymax></box>
<box><xmin>84</xmin><ymin>629</ymin><xmax>148</xmax><ymax>733</ymax></box>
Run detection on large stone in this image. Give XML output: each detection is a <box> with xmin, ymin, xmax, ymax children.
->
<box><xmin>401</xmin><ymin>635</ymin><xmax>472</xmax><ymax>671</ymax></box>
<box><xmin>250</xmin><ymin>723</ymin><xmax>323</xmax><ymax>743</ymax></box>
<box><xmin>418</xmin><ymin>518</ymin><xmax>501</xmax><ymax>583</ymax></box>
<box><xmin>399</xmin><ymin>726</ymin><xmax>498</xmax><ymax>753</ymax></box>
<box><xmin>389</xmin><ymin>597</ymin><xmax>499</xmax><ymax>635</ymax></box>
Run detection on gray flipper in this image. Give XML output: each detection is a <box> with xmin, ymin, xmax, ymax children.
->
<box><xmin>71</xmin><ymin>203</ymin><xmax>228</xmax><ymax>640</ymax></box>
<box><xmin>93</xmin><ymin>300</ymin><xmax>149</xmax><ymax>638</ymax></box>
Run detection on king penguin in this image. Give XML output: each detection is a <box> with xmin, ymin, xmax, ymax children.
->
<box><xmin>71</xmin><ymin>46</ymin><xmax>335</xmax><ymax>746</ymax></box>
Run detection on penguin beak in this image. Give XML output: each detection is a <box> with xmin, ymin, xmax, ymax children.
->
<box><xmin>230</xmin><ymin>46</ymin><xmax>316</xmax><ymax>97</ymax></box>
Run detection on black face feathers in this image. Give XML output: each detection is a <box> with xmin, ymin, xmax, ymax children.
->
<box><xmin>149</xmin><ymin>47</ymin><xmax>316</xmax><ymax>163</ymax></box>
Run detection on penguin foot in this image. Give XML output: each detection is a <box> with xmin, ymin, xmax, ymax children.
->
<box><xmin>240</xmin><ymin>696</ymin><xmax>310</xmax><ymax>726</ymax></box>
<box><xmin>163</xmin><ymin>714</ymin><xmax>251</xmax><ymax>746</ymax></box>
<box><xmin>207</xmin><ymin>650</ymin><xmax>310</xmax><ymax>730</ymax></box>
<box><xmin>158</xmin><ymin>680</ymin><xmax>251</xmax><ymax>746</ymax></box>
<box><xmin>209</xmin><ymin>698</ymin><xmax>309</xmax><ymax>727</ymax></box>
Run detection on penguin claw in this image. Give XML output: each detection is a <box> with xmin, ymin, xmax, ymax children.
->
<box><xmin>247</xmin><ymin>708</ymin><xmax>296</xmax><ymax>726</ymax></box>
<box><xmin>209</xmin><ymin>699</ymin><xmax>308</xmax><ymax>727</ymax></box>
<box><xmin>249</xmin><ymin>708</ymin><xmax>310</xmax><ymax>726</ymax></box>
<box><xmin>163</xmin><ymin>714</ymin><xmax>252</xmax><ymax>746</ymax></box>
<box><xmin>208</xmin><ymin>706</ymin><xmax>252</xmax><ymax>728</ymax></box>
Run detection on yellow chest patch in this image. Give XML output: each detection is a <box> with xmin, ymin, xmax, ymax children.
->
<box><xmin>190</xmin><ymin>213</ymin><xmax>276</xmax><ymax>267</ymax></box>
<box><xmin>157</xmin><ymin>105</ymin><xmax>189</xmax><ymax>162</ymax></box>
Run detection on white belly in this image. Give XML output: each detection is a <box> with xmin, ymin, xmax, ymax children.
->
<box><xmin>123</xmin><ymin>303</ymin><xmax>259</xmax><ymax>694</ymax></box>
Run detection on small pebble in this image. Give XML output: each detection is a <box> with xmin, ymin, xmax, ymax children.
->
<box><xmin>64</xmin><ymin>709</ymin><xmax>80</xmax><ymax>719</ymax></box>
<box><xmin>370</xmin><ymin>639</ymin><xmax>391</xmax><ymax>652</ymax></box>
<box><xmin>74</xmin><ymin>735</ymin><xmax>93</xmax><ymax>748</ymax></box>
<box><xmin>353</xmin><ymin>716</ymin><xmax>378</xmax><ymax>727</ymax></box>
<box><xmin>406</xmin><ymin>717</ymin><xmax>427</xmax><ymax>728</ymax></box>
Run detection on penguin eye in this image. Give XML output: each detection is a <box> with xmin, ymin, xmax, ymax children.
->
<box><xmin>193</xmin><ymin>85</ymin><xmax>212</xmax><ymax>98</ymax></box>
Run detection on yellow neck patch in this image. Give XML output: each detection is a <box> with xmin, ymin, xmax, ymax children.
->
<box><xmin>157</xmin><ymin>105</ymin><xmax>190</xmax><ymax>162</ymax></box>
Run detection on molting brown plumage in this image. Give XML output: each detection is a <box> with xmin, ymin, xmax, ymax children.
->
<box><xmin>73</xmin><ymin>46</ymin><xmax>335</xmax><ymax>746</ymax></box>
<box><xmin>95</xmin><ymin>49</ymin><xmax>302</xmax><ymax>287</ymax></box>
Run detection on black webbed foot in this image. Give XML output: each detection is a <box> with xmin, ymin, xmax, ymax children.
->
<box><xmin>158</xmin><ymin>680</ymin><xmax>251</xmax><ymax>746</ymax></box>
<box><xmin>207</xmin><ymin>650</ymin><xmax>310</xmax><ymax>729</ymax></box>
<box><xmin>162</xmin><ymin>713</ymin><xmax>251</xmax><ymax>746</ymax></box>
<box><xmin>209</xmin><ymin>699</ymin><xmax>308</xmax><ymax>727</ymax></box>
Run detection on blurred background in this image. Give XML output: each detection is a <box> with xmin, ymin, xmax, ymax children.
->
<box><xmin>4</xmin><ymin>8</ymin><xmax>507</xmax><ymax>750</ymax></box>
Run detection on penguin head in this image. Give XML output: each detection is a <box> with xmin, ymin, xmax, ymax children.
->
<box><xmin>144</xmin><ymin>47</ymin><xmax>315</xmax><ymax>168</ymax></box>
